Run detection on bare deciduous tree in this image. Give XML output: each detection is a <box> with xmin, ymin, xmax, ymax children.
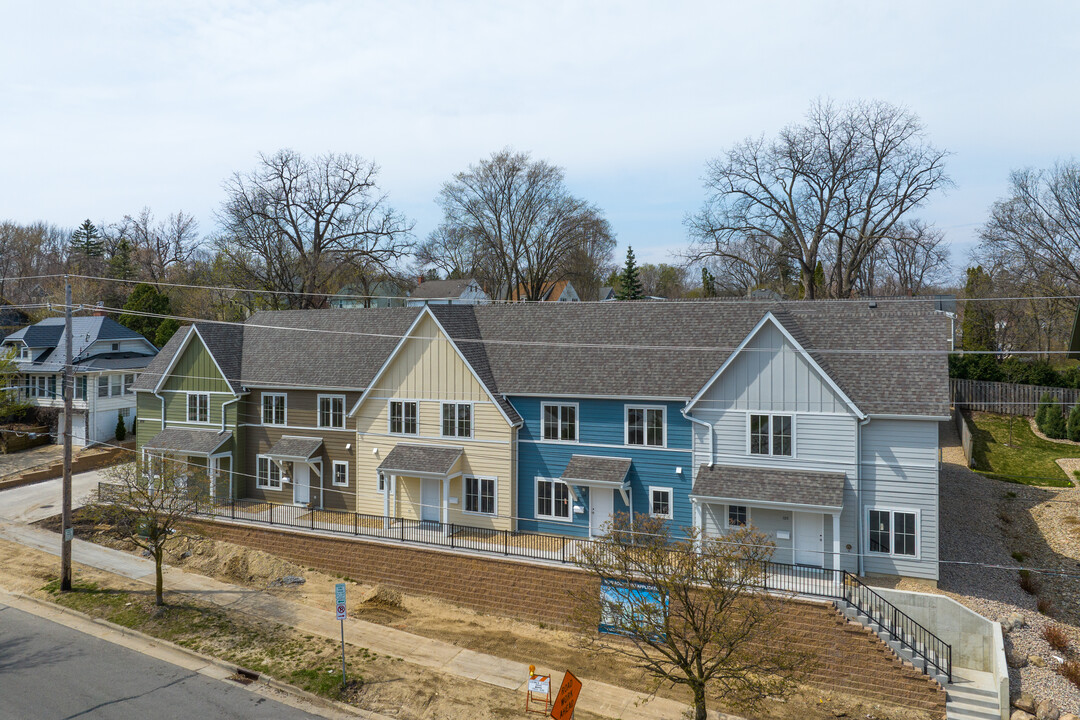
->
<box><xmin>572</xmin><ymin>514</ymin><xmax>807</xmax><ymax>720</ymax></box>
<box><xmin>215</xmin><ymin>149</ymin><xmax>414</xmax><ymax>309</ymax></box>
<box><xmin>686</xmin><ymin>99</ymin><xmax>950</xmax><ymax>299</ymax></box>
<box><xmin>110</xmin><ymin>208</ymin><xmax>202</xmax><ymax>285</ymax></box>
<box><xmin>430</xmin><ymin>148</ymin><xmax>614</xmax><ymax>300</ymax></box>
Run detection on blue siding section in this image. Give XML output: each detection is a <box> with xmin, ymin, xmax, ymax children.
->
<box><xmin>510</xmin><ymin>398</ymin><xmax>694</xmax><ymax>537</ymax></box>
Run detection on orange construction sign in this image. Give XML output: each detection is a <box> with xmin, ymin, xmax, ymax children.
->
<box><xmin>550</xmin><ymin>670</ymin><xmax>582</xmax><ymax>720</ymax></box>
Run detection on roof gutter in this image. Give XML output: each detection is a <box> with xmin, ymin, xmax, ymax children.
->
<box><xmin>680</xmin><ymin>407</ymin><xmax>713</xmax><ymax>473</ymax></box>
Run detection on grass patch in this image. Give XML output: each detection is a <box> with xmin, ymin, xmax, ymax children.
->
<box><xmin>968</xmin><ymin>412</ymin><xmax>1074</xmax><ymax>487</ymax></box>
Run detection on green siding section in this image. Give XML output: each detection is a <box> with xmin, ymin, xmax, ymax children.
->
<box><xmin>163</xmin><ymin>393</ymin><xmax>235</xmax><ymax>426</ymax></box>
<box><xmin>162</xmin><ymin>333</ymin><xmax>231</xmax><ymax>394</ymax></box>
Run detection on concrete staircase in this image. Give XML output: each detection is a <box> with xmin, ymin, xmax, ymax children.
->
<box><xmin>943</xmin><ymin>668</ymin><xmax>1002</xmax><ymax>720</ymax></box>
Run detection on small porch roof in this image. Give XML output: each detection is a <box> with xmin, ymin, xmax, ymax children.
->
<box><xmin>378</xmin><ymin>444</ymin><xmax>463</xmax><ymax>478</ymax></box>
<box><xmin>143</xmin><ymin>427</ymin><xmax>232</xmax><ymax>457</ymax></box>
<box><xmin>265</xmin><ymin>435</ymin><xmax>324</xmax><ymax>462</ymax></box>
<box><xmin>690</xmin><ymin>464</ymin><xmax>845</xmax><ymax>511</ymax></box>
<box><xmin>560</xmin><ymin>454</ymin><xmax>632</xmax><ymax>489</ymax></box>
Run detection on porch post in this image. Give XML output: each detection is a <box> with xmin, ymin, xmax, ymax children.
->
<box><xmin>442</xmin><ymin>475</ymin><xmax>450</xmax><ymax>525</ymax></box>
<box><xmin>832</xmin><ymin>512</ymin><xmax>841</xmax><ymax>571</ymax></box>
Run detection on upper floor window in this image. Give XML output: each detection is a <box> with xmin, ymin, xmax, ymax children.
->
<box><xmin>75</xmin><ymin>376</ymin><xmax>87</xmax><ymax>401</ymax></box>
<box><xmin>441</xmin><ymin>403</ymin><xmax>471</xmax><ymax>438</ymax></box>
<box><xmin>626</xmin><ymin>406</ymin><xmax>665</xmax><ymax>447</ymax></box>
<box><xmin>111</xmin><ymin>342</ymin><xmax>119</xmax><ymax>351</ymax></box>
<box><xmin>187</xmin><ymin>392</ymin><xmax>209</xmax><ymax>423</ymax></box>
<box><xmin>389</xmin><ymin>400</ymin><xmax>418</xmax><ymax>435</ymax></box>
<box><xmin>728</xmin><ymin>505</ymin><xmax>748</xmax><ymax>527</ymax></box>
<box><xmin>542</xmin><ymin>403</ymin><xmax>577</xmax><ymax>442</ymax></box>
<box><xmin>110</xmin><ymin>374</ymin><xmax>122</xmax><ymax>396</ymax></box>
<box><xmin>262</xmin><ymin>393</ymin><xmax>287</xmax><ymax>425</ymax></box>
<box><xmin>98</xmin><ymin>375</ymin><xmax>110</xmax><ymax>398</ymax></box>
<box><xmin>19</xmin><ymin>345</ymin><xmax>29</xmax><ymax>360</ymax></box>
<box><xmin>868</xmin><ymin>508</ymin><xmax>918</xmax><ymax>557</ymax></box>
<box><xmin>318</xmin><ymin>395</ymin><xmax>345</xmax><ymax>429</ymax></box>
<box><xmin>749</xmin><ymin>414</ymin><xmax>792</xmax><ymax>457</ymax></box>
<box><xmin>123</xmin><ymin>374</ymin><xmax>135</xmax><ymax>395</ymax></box>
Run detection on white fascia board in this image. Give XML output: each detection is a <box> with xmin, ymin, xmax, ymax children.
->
<box><xmin>151</xmin><ymin>325</ymin><xmax>196</xmax><ymax>394</ymax></box>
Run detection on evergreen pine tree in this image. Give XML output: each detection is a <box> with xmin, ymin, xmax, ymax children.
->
<box><xmin>70</xmin><ymin>219</ymin><xmax>104</xmax><ymax>260</ymax></box>
<box><xmin>616</xmin><ymin>246</ymin><xmax>643</xmax><ymax>301</ymax></box>
<box><xmin>960</xmin><ymin>266</ymin><xmax>997</xmax><ymax>352</ymax></box>
<box><xmin>701</xmin><ymin>267</ymin><xmax>717</xmax><ymax>298</ymax></box>
<box><xmin>115</xmin><ymin>411</ymin><xmax>127</xmax><ymax>442</ymax></box>
<box><xmin>107</xmin><ymin>238</ymin><xmax>136</xmax><ymax>280</ymax></box>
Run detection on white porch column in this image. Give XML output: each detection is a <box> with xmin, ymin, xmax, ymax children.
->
<box><xmin>442</xmin><ymin>475</ymin><xmax>450</xmax><ymax>525</ymax></box>
<box><xmin>832</xmin><ymin>512</ymin><xmax>841</xmax><ymax>571</ymax></box>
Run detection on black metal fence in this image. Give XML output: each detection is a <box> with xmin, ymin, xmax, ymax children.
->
<box><xmin>96</xmin><ymin>484</ymin><xmax>951</xmax><ymax>682</ymax></box>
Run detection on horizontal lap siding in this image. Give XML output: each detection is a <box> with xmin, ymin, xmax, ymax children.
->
<box><xmin>860</xmin><ymin>419</ymin><xmax>939</xmax><ymax>580</ymax></box>
<box><xmin>511</xmin><ymin>398</ymin><xmax>693</xmax><ymax>538</ymax></box>
<box><xmin>353</xmin><ymin>314</ymin><xmax>514</xmax><ymax>530</ymax></box>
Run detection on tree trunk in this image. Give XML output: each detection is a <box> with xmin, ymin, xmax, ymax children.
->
<box><xmin>692</xmin><ymin>683</ymin><xmax>708</xmax><ymax>720</ymax></box>
<box><xmin>155</xmin><ymin>549</ymin><xmax>164</xmax><ymax>606</ymax></box>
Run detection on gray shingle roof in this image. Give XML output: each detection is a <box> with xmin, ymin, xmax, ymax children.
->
<box><xmin>408</xmin><ymin>279</ymin><xmax>478</xmax><ymax>300</ymax></box>
<box><xmin>691</xmin><ymin>464</ymin><xmax>846</xmax><ymax>509</ymax></box>
<box><xmin>377</xmin><ymin>444</ymin><xmax>462</xmax><ymax>476</ymax></box>
<box><xmin>561</xmin><ymin>455</ymin><xmax>632</xmax><ymax>487</ymax></box>
<box><xmin>143</xmin><ymin>427</ymin><xmax>232</xmax><ymax>456</ymax></box>
<box><xmin>265</xmin><ymin>436</ymin><xmax>323</xmax><ymax>460</ymax></box>
<box><xmin>7</xmin><ymin>316</ymin><xmax>156</xmax><ymax>372</ymax></box>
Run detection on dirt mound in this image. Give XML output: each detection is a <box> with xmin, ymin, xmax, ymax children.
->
<box><xmin>173</xmin><ymin>536</ymin><xmax>307</xmax><ymax>585</ymax></box>
<box><xmin>360</xmin><ymin>584</ymin><xmax>403</xmax><ymax>608</ymax></box>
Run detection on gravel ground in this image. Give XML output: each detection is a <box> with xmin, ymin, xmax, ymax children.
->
<box><xmin>894</xmin><ymin>422</ymin><xmax>1080</xmax><ymax>714</ymax></box>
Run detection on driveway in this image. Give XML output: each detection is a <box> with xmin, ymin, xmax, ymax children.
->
<box><xmin>0</xmin><ymin>469</ymin><xmax>106</xmax><ymax>524</ymax></box>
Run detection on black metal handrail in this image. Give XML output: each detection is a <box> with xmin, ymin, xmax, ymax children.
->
<box><xmin>96</xmin><ymin>484</ymin><xmax>951</xmax><ymax>682</ymax></box>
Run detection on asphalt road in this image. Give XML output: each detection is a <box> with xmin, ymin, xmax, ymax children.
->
<box><xmin>0</xmin><ymin>602</ymin><xmax>324</xmax><ymax>720</ymax></box>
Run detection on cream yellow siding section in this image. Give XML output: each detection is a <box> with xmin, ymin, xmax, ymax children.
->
<box><xmin>353</xmin><ymin>313</ymin><xmax>515</xmax><ymax>530</ymax></box>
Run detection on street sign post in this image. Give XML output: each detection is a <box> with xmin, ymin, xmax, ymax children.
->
<box><xmin>335</xmin><ymin>583</ymin><xmax>347</xmax><ymax>686</ymax></box>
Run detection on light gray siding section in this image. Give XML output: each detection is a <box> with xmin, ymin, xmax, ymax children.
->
<box><xmin>859</xmin><ymin>419</ymin><xmax>940</xmax><ymax>580</ymax></box>
<box><xmin>701</xmin><ymin>322</ymin><xmax>850</xmax><ymax>414</ymax></box>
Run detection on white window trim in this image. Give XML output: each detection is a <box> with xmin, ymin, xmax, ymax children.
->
<box><xmin>186</xmin><ymin>391</ymin><xmax>211</xmax><ymax>424</ymax></box>
<box><xmin>256</xmin><ymin>454</ymin><xmax>282</xmax><ymax>490</ymax></box>
<box><xmin>440</xmin><ymin>401</ymin><xmax>474</xmax><ymax>439</ymax></box>
<box><xmin>261</xmin><ymin>392</ymin><xmax>288</xmax><ymax>426</ymax></box>
<box><xmin>387</xmin><ymin>399</ymin><xmax>420</xmax><ymax>436</ymax></box>
<box><xmin>624</xmin><ymin>404</ymin><xmax>667</xmax><ymax>448</ymax></box>
<box><xmin>649</xmin><ymin>486</ymin><xmax>673</xmax><ymax>520</ymax></box>
<box><xmin>534</xmin><ymin>476</ymin><xmax>573</xmax><ymax>522</ymax></box>
<box><xmin>540</xmin><ymin>401</ymin><xmax>580</xmax><ymax>443</ymax></box>
<box><xmin>377</xmin><ymin>471</ymin><xmax>386</xmax><ymax>494</ymax></box>
<box><xmin>331</xmin><ymin>460</ymin><xmax>349</xmax><ymax>487</ymax></box>
<box><xmin>725</xmin><ymin>504</ymin><xmax>751</xmax><ymax>529</ymax></box>
<box><xmin>745</xmin><ymin>412</ymin><xmax>796</xmax><ymax>458</ymax></box>
<box><xmin>462</xmin><ymin>475</ymin><xmax>497</xmax><ymax>516</ymax></box>
<box><xmin>865</xmin><ymin>506</ymin><xmax>920</xmax><ymax>560</ymax></box>
<box><xmin>317</xmin><ymin>394</ymin><xmax>347</xmax><ymax>429</ymax></box>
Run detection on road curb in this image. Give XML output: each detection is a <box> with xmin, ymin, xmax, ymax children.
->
<box><xmin>0</xmin><ymin>588</ymin><xmax>389</xmax><ymax>720</ymax></box>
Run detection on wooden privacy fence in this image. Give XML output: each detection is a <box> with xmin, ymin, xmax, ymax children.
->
<box><xmin>952</xmin><ymin>408</ymin><xmax>974</xmax><ymax>468</ymax></box>
<box><xmin>951</xmin><ymin>378</ymin><xmax>1080</xmax><ymax>417</ymax></box>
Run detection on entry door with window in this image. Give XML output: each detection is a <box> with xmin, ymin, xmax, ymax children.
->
<box><xmin>420</xmin><ymin>477</ymin><xmax>440</xmax><ymax>522</ymax></box>
<box><xmin>293</xmin><ymin>463</ymin><xmax>310</xmax><ymax>505</ymax></box>
<box><xmin>793</xmin><ymin>512</ymin><xmax>824</xmax><ymax>566</ymax></box>
<box><xmin>589</xmin><ymin>488</ymin><xmax>614</xmax><ymax>537</ymax></box>
<box><xmin>209</xmin><ymin>456</ymin><xmax>230</xmax><ymax>501</ymax></box>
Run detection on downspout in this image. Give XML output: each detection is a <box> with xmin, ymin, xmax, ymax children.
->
<box><xmin>681</xmin><ymin>408</ymin><xmax>713</xmax><ymax>551</ymax></box>
<box><xmin>680</xmin><ymin>409</ymin><xmax>714</xmax><ymax>472</ymax></box>
<box><xmin>219</xmin><ymin>392</ymin><xmax>241</xmax><ymax>501</ymax></box>
<box><xmin>154</xmin><ymin>390</ymin><xmax>166</xmax><ymax>430</ymax></box>
<box><xmin>857</xmin><ymin>415</ymin><xmax>872</xmax><ymax>577</ymax></box>
<box><xmin>220</xmin><ymin>395</ymin><xmax>239</xmax><ymax>433</ymax></box>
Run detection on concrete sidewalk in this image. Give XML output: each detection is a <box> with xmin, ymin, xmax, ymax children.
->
<box><xmin>0</xmin><ymin>520</ymin><xmax>730</xmax><ymax>720</ymax></box>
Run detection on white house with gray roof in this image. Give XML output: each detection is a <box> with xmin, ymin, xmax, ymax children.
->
<box><xmin>2</xmin><ymin>316</ymin><xmax>158</xmax><ymax>446</ymax></box>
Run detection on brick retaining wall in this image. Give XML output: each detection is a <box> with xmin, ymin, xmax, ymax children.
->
<box><xmin>195</xmin><ymin>520</ymin><xmax>946</xmax><ymax>717</ymax></box>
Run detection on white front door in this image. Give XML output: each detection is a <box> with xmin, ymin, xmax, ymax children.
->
<box><xmin>589</xmin><ymin>488</ymin><xmax>614</xmax><ymax>537</ymax></box>
<box><xmin>420</xmin><ymin>477</ymin><xmax>440</xmax><ymax>522</ymax></box>
<box><xmin>793</xmin><ymin>511</ymin><xmax>824</xmax><ymax>566</ymax></box>
<box><xmin>293</xmin><ymin>463</ymin><xmax>310</xmax><ymax>505</ymax></box>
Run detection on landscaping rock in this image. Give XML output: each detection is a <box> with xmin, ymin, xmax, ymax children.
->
<box><xmin>1009</xmin><ymin>650</ymin><xmax>1030</xmax><ymax>668</ymax></box>
<box><xmin>1037</xmin><ymin>698</ymin><xmax>1061</xmax><ymax>720</ymax></box>
<box><xmin>269</xmin><ymin>575</ymin><xmax>305</xmax><ymax>587</ymax></box>
<box><xmin>1060</xmin><ymin>714</ymin><xmax>1079</xmax><ymax>720</ymax></box>
<box><xmin>1031</xmin><ymin>655</ymin><xmax>1048</xmax><ymax>668</ymax></box>
<box><xmin>1013</xmin><ymin>711</ymin><xmax>1035</xmax><ymax>720</ymax></box>
<box><xmin>1016</xmin><ymin>694</ymin><xmax>1037</xmax><ymax>713</ymax></box>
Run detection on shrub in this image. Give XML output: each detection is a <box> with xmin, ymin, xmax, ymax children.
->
<box><xmin>1068</xmin><ymin>405</ymin><xmax>1080</xmax><ymax>442</ymax></box>
<box><xmin>1019</xmin><ymin>569</ymin><xmax>1042</xmax><ymax>595</ymax></box>
<box><xmin>1060</xmin><ymin>660</ymin><xmax>1080</xmax><ymax>689</ymax></box>
<box><xmin>1045</xmin><ymin>401</ymin><xmax>1067</xmax><ymax>439</ymax></box>
<box><xmin>1012</xmin><ymin>551</ymin><xmax>1027</xmax><ymax>563</ymax></box>
<box><xmin>1044</xmin><ymin>624</ymin><xmax>1071</xmax><ymax>652</ymax></box>
<box><xmin>1036</xmin><ymin>393</ymin><xmax>1055</xmax><ymax>431</ymax></box>
<box><xmin>114</xmin><ymin>411</ymin><xmax>127</xmax><ymax>442</ymax></box>
<box><xmin>1038</xmin><ymin>598</ymin><xmax>1055</xmax><ymax>616</ymax></box>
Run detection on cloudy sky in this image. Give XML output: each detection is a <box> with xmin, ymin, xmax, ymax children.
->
<box><xmin>2</xmin><ymin>1</ymin><xmax>1077</xmax><ymax>276</ymax></box>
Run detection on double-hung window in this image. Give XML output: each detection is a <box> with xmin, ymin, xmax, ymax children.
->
<box><xmin>542</xmin><ymin>403</ymin><xmax>577</xmax><ymax>441</ymax></box>
<box><xmin>123</xmin><ymin>374</ymin><xmax>135</xmax><ymax>395</ymax></box>
<box><xmin>98</xmin><ymin>375</ymin><xmax>110</xmax><ymax>398</ymax></box>
<box><xmin>728</xmin><ymin>505</ymin><xmax>748</xmax><ymax>527</ymax></box>
<box><xmin>256</xmin><ymin>456</ymin><xmax>281</xmax><ymax>490</ymax></box>
<box><xmin>536</xmin><ymin>478</ymin><xmax>570</xmax><ymax>521</ymax></box>
<box><xmin>389</xmin><ymin>400</ymin><xmax>418</xmax><ymax>435</ymax></box>
<box><xmin>48</xmin><ymin>375</ymin><xmax>57</xmax><ymax>398</ymax></box>
<box><xmin>187</xmin><ymin>392</ymin><xmax>209</xmax><ymax>423</ymax></box>
<box><xmin>748</xmin><ymin>414</ymin><xmax>792</xmax><ymax>456</ymax></box>
<box><xmin>75</xmin><ymin>376</ymin><xmax>86</xmax><ymax>401</ymax></box>
<box><xmin>650</xmin><ymin>487</ymin><xmax>672</xmax><ymax>519</ymax></box>
<box><xmin>318</xmin><ymin>395</ymin><xmax>345</xmax><ymax>429</ymax></box>
<box><xmin>867</xmin><ymin>509</ymin><xmax>918</xmax><ymax>557</ymax></box>
<box><xmin>627</xmin><ymin>406</ymin><xmax>665</xmax><ymax>447</ymax></box>
<box><xmin>110</xmin><ymin>375</ymin><xmax>122</xmax><ymax>396</ymax></box>
<box><xmin>464</xmin><ymin>476</ymin><xmax>496</xmax><ymax>515</ymax></box>
<box><xmin>262</xmin><ymin>393</ymin><xmax>287</xmax><ymax>425</ymax></box>
<box><xmin>332</xmin><ymin>461</ymin><xmax>349</xmax><ymax>487</ymax></box>
<box><xmin>441</xmin><ymin>403</ymin><xmax>471</xmax><ymax>438</ymax></box>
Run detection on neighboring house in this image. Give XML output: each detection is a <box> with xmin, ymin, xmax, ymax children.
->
<box><xmin>132</xmin><ymin>301</ymin><xmax>949</xmax><ymax>581</ymax></box>
<box><xmin>329</xmin><ymin>281</ymin><xmax>408</xmax><ymax>309</ymax></box>
<box><xmin>597</xmin><ymin>287</ymin><xmax>616</xmax><ymax>302</ymax></box>
<box><xmin>405</xmin><ymin>279</ymin><xmax>489</xmax><ymax>306</ymax></box>
<box><xmin>2</xmin><ymin>316</ymin><xmax>158</xmax><ymax>446</ymax></box>
<box><xmin>0</xmin><ymin>299</ymin><xmax>30</xmax><ymax>341</ymax></box>
<box><xmin>509</xmin><ymin>280</ymin><xmax>581</xmax><ymax>302</ymax></box>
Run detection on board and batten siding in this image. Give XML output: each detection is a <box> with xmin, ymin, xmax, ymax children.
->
<box><xmin>353</xmin><ymin>313</ymin><xmax>515</xmax><ymax>531</ymax></box>
<box><xmin>859</xmin><ymin>418</ymin><xmax>939</xmax><ymax>581</ymax></box>
<box><xmin>512</xmin><ymin>397</ymin><xmax>694</xmax><ymax>538</ymax></box>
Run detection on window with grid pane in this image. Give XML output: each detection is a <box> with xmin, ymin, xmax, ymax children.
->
<box><xmin>868</xmin><ymin>510</ymin><xmax>891</xmax><ymax>553</ymax></box>
<box><xmin>318</xmin><ymin>395</ymin><xmax>344</xmax><ymax>429</ymax></box>
<box><xmin>728</xmin><ymin>505</ymin><xmax>747</xmax><ymax>527</ymax></box>
<box><xmin>441</xmin><ymin>403</ymin><xmax>471</xmax><ymax>437</ymax></box>
<box><xmin>465</xmin><ymin>476</ymin><xmax>495</xmax><ymax>515</ymax></box>
<box><xmin>257</xmin><ymin>456</ymin><xmax>281</xmax><ymax>489</ymax></box>
<box><xmin>262</xmin><ymin>394</ymin><xmax>286</xmax><ymax>425</ymax></box>
<box><xmin>542</xmin><ymin>403</ymin><xmax>577</xmax><ymax>441</ymax></box>
<box><xmin>627</xmin><ymin>406</ymin><xmax>664</xmax><ymax>447</ymax></box>
<box><xmin>390</xmin><ymin>401</ymin><xmax>418</xmax><ymax>435</ymax></box>
<box><xmin>187</xmin><ymin>393</ymin><xmax>208</xmax><ymax>423</ymax></box>
<box><xmin>536</xmin><ymin>478</ymin><xmax>569</xmax><ymax>520</ymax></box>
<box><xmin>749</xmin><ymin>415</ymin><xmax>770</xmax><ymax>454</ymax></box>
<box><xmin>893</xmin><ymin>512</ymin><xmax>917</xmax><ymax>556</ymax></box>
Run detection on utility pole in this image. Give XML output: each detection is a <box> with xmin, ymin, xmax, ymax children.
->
<box><xmin>61</xmin><ymin>278</ymin><xmax>73</xmax><ymax>592</ymax></box>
